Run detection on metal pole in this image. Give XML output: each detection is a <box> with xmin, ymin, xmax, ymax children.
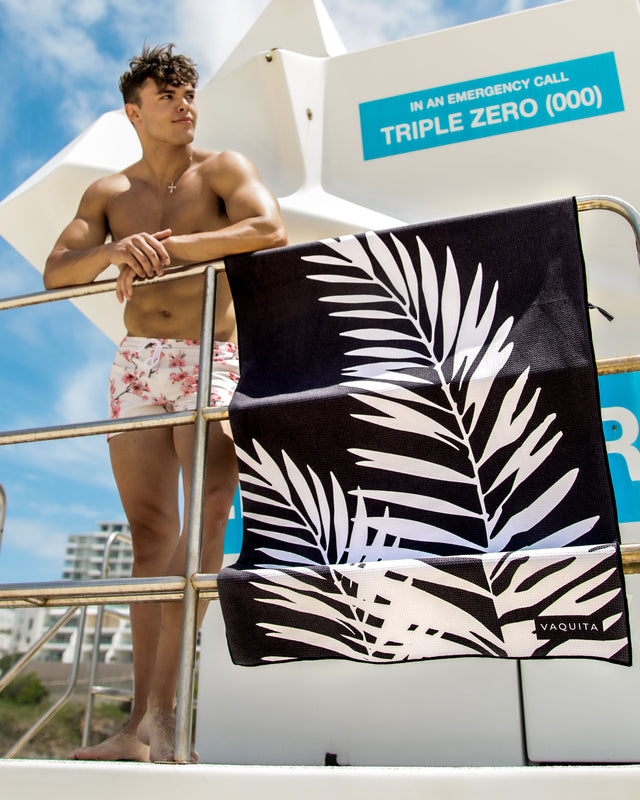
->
<box><xmin>81</xmin><ymin>530</ymin><xmax>132</xmax><ymax>747</ymax></box>
<box><xmin>0</xmin><ymin>410</ymin><xmax>197</xmax><ymax>446</ymax></box>
<box><xmin>4</xmin><ymin>606</ymin><xmax>88</xmax><ymax>758</ymax></box>
<box><xmin>0</xmin><ymin>484</ymin><xmax>6</xmax><ymax>556</ymax></box>
<box><xmin>0</xmin><ymin>262</ymin><xmax>222</xmax><ymax>312</ymax></box>
<box><xmin>0</xmin><ymin>575</ymin><xmax>186</xmax><ymax>607</ymax></box>
<box><xmin>576</xmin><ymin>195</ymin><xmax>640</xmax><ymax>263</ymax></box>
<box><xmin>173</xmin><ymin>265</ymin><xmax>217</xmax><ymax>763</ymax></box>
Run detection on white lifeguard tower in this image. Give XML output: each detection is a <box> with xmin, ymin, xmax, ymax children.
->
<box><xmin>2</xmin><ymin>0</ymin><xmax>640</xmax><ymax>795</ymax></box>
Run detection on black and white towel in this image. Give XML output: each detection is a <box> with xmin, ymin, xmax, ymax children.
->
<box><xmin>218</xmin><ymin>199</ymin><xmax>631</xmax><ymax>667</ymax></box>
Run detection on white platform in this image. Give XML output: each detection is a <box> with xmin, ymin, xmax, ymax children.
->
<box><xmin>1</xmin><ymin>761</ymin><xmax>640</xmax><ymax>800</ymax></box>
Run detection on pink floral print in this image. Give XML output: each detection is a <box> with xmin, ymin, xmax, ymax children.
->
<box><xmin>108</xmin><ymin>338</ymin><xmax>239</xmax><ymax>428</ymax></box>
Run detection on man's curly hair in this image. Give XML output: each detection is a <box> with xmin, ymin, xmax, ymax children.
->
<box><xmin>119</xmin><ymin>43</ymin><xmax>199</xmax><ymax>104</ymax></box>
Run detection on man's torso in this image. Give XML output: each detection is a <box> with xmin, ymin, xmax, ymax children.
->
<box><xmin>106</xmin><ymin>149</ymin><xmax>236</xmax><ymax>341</ymax></box>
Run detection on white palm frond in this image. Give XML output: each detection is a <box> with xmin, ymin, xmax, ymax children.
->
<box><xmin>251</xmin><ymin>557</ymin><xmax>508</xmax><ymax>662</ymax></box>
<box><xmin>348</xmin><ymin>392</ymin><xmax>463</xmax><ymax>448</ymax></box>
<box><xmin>520</xmin><ymin>517</ymin><xmax>600</xmax><ymax>551</ymax></box>
<box><xmin>489</xmin><ymin>546</ymin><xmax>618</xmax><ymax>619</ymax></box>
<box><xmin>235</xmin><ymin>440</ymin><xmax>350</xmax><ymax>566</ymax></box>
<box><xmin>304</xmin><ymin>231</ymin><xmax>592</xmax><ymax>553</ymax></box>
<box><xmin>349</xmin><ymin>448</ymin><xmax>475</xmax><ymax>485</ymax></box>
<box><xmin>487</xmin><ymin>466</ymin><xmax>576</xmax><ymax>549</ymax></box>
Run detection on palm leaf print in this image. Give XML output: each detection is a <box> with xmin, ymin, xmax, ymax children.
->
<box><xmin>229</xmin><ymin>232</ymin><xmax>603</xmax><ymax>661</ymax></box>
<box><xmin>251</xmin><ymin>558</ymin><xmax>506</xmax><ymax>662</ymax></box>
<box><xmin>305</xmin><ymin>232</ymin><xmax>598</xmax><ymax>553</ymax></box>
<box><xmin>221</xmin><ymin>205</ymin><xmax>629</xmax><ymax>666</ymax></box>
<box><xmin>236</xmin><ymin>439</ymin><xmax>351</xmax><ymax>567</ymax></box>
<box><xmin>247</xmin><ymin>544</ymin><xmax>625</xmax><ymax>662</ymax></box>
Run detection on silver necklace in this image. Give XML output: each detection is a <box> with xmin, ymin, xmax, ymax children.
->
<box><xmin>167</xmin><ymin>155</ymin><xmax>192</xmax><ymax>193</ymax></box>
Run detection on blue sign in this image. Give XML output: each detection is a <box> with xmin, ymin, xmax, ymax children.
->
<box><xmin>223</xmin><ymin>489</ymin><xmax>244</xmax><ymax>554</ymax></box>
<box><xmin>599</xmin><ymin>371</ymin><xmax>640</xmax><ymax>523</ymax></box>
<box><xmin>360</xmin><ymin>52</ymin><xmax>624</xmax><ymax>160</ymax></box>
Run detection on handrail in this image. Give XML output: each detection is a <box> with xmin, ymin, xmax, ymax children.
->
<box><xmin>3</xmin><ymin>606</ymin><xmax>88</xmax><ymax>758</ymax></box>
<box><xmin>0</xmin><ymin>262</ymin><xmax>219</xmax><ymax>312</ymax></box>
<box><xmin>0</xmin><ymin>576</ymin><xmax>188</xmax><ymax>607</ymax></box>
<box><xmin>0</xmin><ymin>407</ymin><xmax>229</xmax><ymax>447</ymax></box>
<box><xmin>0</xmin><ymin>259</ymin><xmax>224</xmax><ymax>762</ymax></box>
<box><xmin>0</xmin><ymin>483</ymin><xmax>5</xmax><ymax>555</ymax></box>
<box><xmin>576</xmin><ymin>195</ymin><xmax>640</xmax><ymax>261</ymax></box>
<box><xmin>81</xmin><ymin>529</ymin><xmax>133</xmax><ymax>748</ymax></box>
<box><xmin>0</xmin><ymin>574</ymin><xmax>220</xmax><ymax>607</ymax></box>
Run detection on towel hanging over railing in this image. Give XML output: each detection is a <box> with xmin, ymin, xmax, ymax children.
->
<box><xmin>218</xmin><ymin>198</ymin><xmax>631</xmax><ymax>667</ymax></box>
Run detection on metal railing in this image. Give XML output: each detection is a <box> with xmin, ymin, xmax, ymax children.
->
<box><xmin>2</xmin><ymin>195</ymin><xmax>640</xmax><ymax>760</ymax></box>
<box><xmin>0</xmin><ymin>260</ymin><xmax>225</xmax><ymax>763</ymax></box>
<box><xmin>1</xmin><ymin>607</ymin><xmax>88</xmax><ymax>758</ymax></box>
<box><xmin>0</xmin><ymin>483</ymin><xmax>6</xmax><ymax>554</ymax></box>
<box><xmin>81</xmin><ymin>529</ymin><xmax>134</xmax><ymax>749</ymax></box>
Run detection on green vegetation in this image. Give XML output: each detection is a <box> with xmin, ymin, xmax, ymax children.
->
<box><xmin>0</xmin><ymin>671</ymin><xmax>49</xmax><ymax>705</ymax></box>
<box><xmin>1</xmin><ymin>654</ymin><xmax>133</xmax><ymax>757</ymax></box>
<box><xmin>0</xmin><ymin>654</ymin><xmax>19</xmax><ymax>673</ymax></box>
<box><xmin>0</xmin><ymin>697</ymin><xmax>128</xmax><ymax>759</ymax></box>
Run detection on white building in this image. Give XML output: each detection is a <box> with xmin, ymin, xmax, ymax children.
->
<box><xmin>62</xmin><ymin>522</ymin><xmax>133</xmax><ymax>582</ymax></box>
<box><xmin>2</xmin><ymin>522</ymin><xmax>133</xmax><ymax>664</ymax></box>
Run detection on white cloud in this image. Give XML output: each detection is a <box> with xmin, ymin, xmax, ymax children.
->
<box><xmin>1</xmin><ymin>414</ymin><xmax>117</xmax><ymax>494</ymax></box>
<box><xmin>106</xmin><ymin>0</ymin><xmax>174</xmax><ymax>49</ymax></box>
<box><xmin>322</xmin><ymin>0</ymin><xmax>457</xmax><ymax>50</ymax></box>
<box><xmin>0</xmin><ymin>511</ymin><xmax>118</xmax><ymax>582</ymax></box>
<box><xmin>321</xmin><ymin>0</ymin><xmax>561</xmax><ymax>51</ymax></box>
<box><xmin>0</xmin><ymin>0</ymin><xmax>177</xmax><ymax>138</ymax></box>
<box><xmin>3</xmin><ymin>518</ymin><xmax>84</xmax><ymax>561</ymax></box>
<box><xmin>504</xmin><ymin>0</ymin><xmax>535</xmax><ymax>11</ymax></box>
<box><xmin>71</xmin><ymin>0</ymin><xmax>109</xmax><ymax>26</ymax></box>
<box><xmin>0</xmin><ymin>519</ymin><xmax>69</xmax><ymax>583</ymax></box>
<box><xmin>503</xmin><ymin>0</ymin><xmax>557</xmax><ymax>13</ymax></box>
<box><xmin>0</xmin><ymin>0</ymin><xmax>115</xmax><ymax>79</ymax></box>
<box><xmin>0</xmin><ymin>308</ymin><xmax>57</xmax><ymax>353</ymax></box>
<box><xmin>54</xmin><ymin>359</ymin><xmax>110</xmax><ymax>424</ymax></box>
<box><xmin>176</xmin><ymin>0</ymin><xmax>270</xmax><ymax>80</ymax></box>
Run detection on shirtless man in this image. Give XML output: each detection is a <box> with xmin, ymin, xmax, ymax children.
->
<box><xmin>43</xmin><ymin>44</ymin><xmax>287</xmax><ymax>762</ymax></box>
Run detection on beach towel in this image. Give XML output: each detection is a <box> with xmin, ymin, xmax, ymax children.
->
<box><xmin>218</xmin><ymin>199</ymin><xmax>631</xmax><ymax>667</ymax></box>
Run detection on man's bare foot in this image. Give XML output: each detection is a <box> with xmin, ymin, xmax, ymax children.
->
<box><xmin>69</xmin><ymin>730</ymin><xmax>150</xmax><ymax>762</ymax></box>
<box><xmin>138</xmin><ymin>705</ymin><xmax>198</xmax><ymax>763</ymax></box>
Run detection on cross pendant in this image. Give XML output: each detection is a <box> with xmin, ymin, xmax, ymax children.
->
<box><xmin>168</xmin><ymin>181</ymin><xmax>177</xmax><ymax>193</ymax></box>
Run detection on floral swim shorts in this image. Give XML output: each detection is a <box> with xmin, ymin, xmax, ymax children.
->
<box><xmin>107</xmin><ymin>337</ymin><xmax>239</xmax><ymax>439</ymax></box>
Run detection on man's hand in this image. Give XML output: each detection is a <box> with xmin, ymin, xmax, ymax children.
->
<box><xmin>116</xmin><ymin>265</ymin><xmax>137</xmax><ymax>303</ymax></box>
<box><xmin>113</xmin><ymin>229</ymin><xmax>172</xmax><ymax>303</ymax></box>
<box><xmin>113</xmin><ymin>228</ymin><xmax>171</xmax><ymax>303</ymax></box>
<box><xmin>110</xmin><ymin>228</ymin><xmax>172</xmax><ymax>278</ymax></box>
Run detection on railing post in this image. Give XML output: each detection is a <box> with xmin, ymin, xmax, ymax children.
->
<box><xmin>3</xmin><ymin>606</ymin><xmax>88</xmax><ymax>758</ymax></box>
<box><xmin>0</xmin><ymin>483</ymin><xmax>6</xmax><ymax>557</ymax></box>
<box><xmin>173</xmin><ymin>265</ymin><xmax>217</xmax><ymax>763</ymax></box>
<box><xmin>81</xmin><ymin>530</ymin><xmax>132</xmax><ymax>747</ymax></box>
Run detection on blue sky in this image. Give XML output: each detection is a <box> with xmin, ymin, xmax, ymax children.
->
<box><xmin>0</xmin><ymin>0</ymin><xmax>560</xmax><ymax>583</ymax></box>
